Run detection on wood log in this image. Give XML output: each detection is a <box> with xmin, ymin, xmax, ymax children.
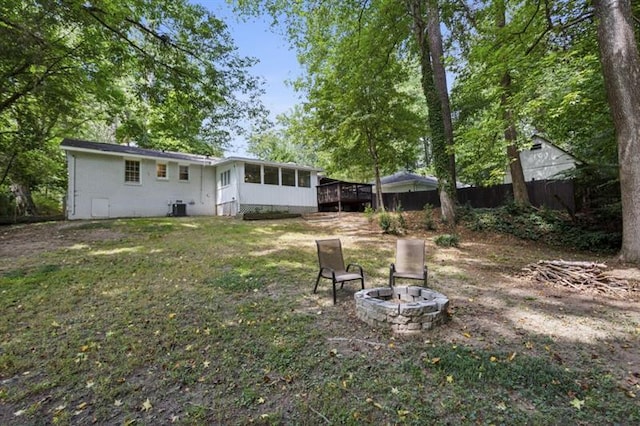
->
<box><xmin>522</xmin><ymin>260</ymin><xmax>636</xmax><ymax>296</ymax></box>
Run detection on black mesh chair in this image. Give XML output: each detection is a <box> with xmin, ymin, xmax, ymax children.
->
<box><xmin>314</xmin><ymin>239</ymin><xmax>365</xmax><ymax>304</ymax></box>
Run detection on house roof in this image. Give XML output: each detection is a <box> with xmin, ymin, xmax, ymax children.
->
<box><xmin>60</xmin><ymin>138</ymin><xmax>219</xmax><ymax>165</ymax></box>
<box><xmin>217</xmin><ymin>156</ymin><xmax>323</xmax><ymax>172</ymax></box>
<box><xmin>377</xmin><ymin>171</ymin><xmax>439</xmax><ymax>186</ymax></box>
<box><xmin>60</xmin><ymin>139</ymin><xmax>323</xmax><ymax>171</ymax></box>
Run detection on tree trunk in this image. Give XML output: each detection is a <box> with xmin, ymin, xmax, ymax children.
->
<box><xmin>407</xmin><ymin>0</ymin><xmax>456</xmax><ymax>226</ymax></box>
<box><xmin>10</xmin><ymin>183</ymin><xmax>38</xmax><ymax>216</ymax></box>
<box><xmin>367</xmin><ymin>136</ymin><xmax>385</xmax><ymax>211</ymax></box>
<box><xmin>497</xmin><ymin>1</ymin><xmax>530</xmax><ymax>206</ymax></box>
<box><xmin>594</xmin><ymin>0</ymin><xmax>640</xmax><ymax>263</ymax></box>
<box><xmin>373</xmin><ymin>165</ymin><xmax>385</xmax><ymax>212</ymax></box>
<box><xmin>426</xmin><ymin>0</ymin><xmax>456</xmax><ymax>190</ymax></box>
<box><xmin>503</xmin><ymin>93</ymin><xmax>530</xmax><ymax>205</ymax></box>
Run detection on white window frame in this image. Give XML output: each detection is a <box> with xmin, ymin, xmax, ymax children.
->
<box><xmin>220</xmin><ymin>169</ymin><xmax>231</xmax><ymax>187</ymax></box>
<box><xmin>124</xmin><ymin>159</ymin><xmax>141</xmax><ymax>185</ymax></box>
<box><xmin>281</xmin><ymin>168</ymin><xmax>296</xmax><ymax>187</ymax></box>
<box><xmin>179</xmin><ymin>165</ymin><xmax>190</xmax><ymax>182</ymax></box>
<box><xmin>244</xmin><ymin>163</ymin><xmax>261</xmax><ymax>184</ymax></box>
<box><xmin>297</xmin><ymin>170</ymin><xmax>311</xmax><ymax>188</ymax></box>
<box><xmin>156</xmin><ymin>162</ymin><xmax>168</xmax><ymax>180</ymax></box>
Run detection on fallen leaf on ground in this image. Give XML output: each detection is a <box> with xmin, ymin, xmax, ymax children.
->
<box><xmin>142</xmin><ymin>398</ymin><xmax>152</xmax><ymax>411</ymax></box>
<box><xmin>570</xmin><ymin>398</ymin><xmax>584</xmax><ymax>410</ymax></box>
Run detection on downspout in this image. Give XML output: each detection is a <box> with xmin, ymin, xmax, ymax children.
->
<box><xmin>200</xmin><ymin>159</ymin><xmax>204</xmax><ymax>205</ymax></box>
<box><xmin>234</xmin><ymin>164</ymin><xmax>240</xmax><ymax>216</ymax></box>
<box><xmin>71</xmin><ymin>154</ymin><xmax>76</xmax><ymax>217</ymax></box>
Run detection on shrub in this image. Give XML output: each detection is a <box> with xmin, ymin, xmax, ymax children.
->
<box><xmin>378</xmin><ymin>211</ymin><xmax>405</xmax><ymax>235</ymax></box>
<box><xmin>423</xmin><ymin>203</ymin><xmax>436</xmax><ymax>230</ymax></box>
<box><xmin>435</xmin><ymin>234</ymin><xmax>460</xmax><ymax>247</ymax></box>
<box><xmin>32</xmin><ymin>193</ymin><xmax>63</xmax><ymax>215</ymax></box>
<box><xmin>364</xmin><ymin>204</ymin><xmax>375</xmax><ymax>223</ymax></box>
<box><xmin>461</xmin><ymin>205</ymin><xmax>621</xmax><ymax>253</ymax></box>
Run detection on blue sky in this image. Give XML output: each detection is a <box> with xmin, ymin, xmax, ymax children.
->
<box><xmin>195</xmin><ymin>1</ymin><xmax>303</xmax><ymax>156</ymax></box>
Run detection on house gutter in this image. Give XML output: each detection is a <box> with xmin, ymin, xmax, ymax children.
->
<box><xmin>60</xmin><ymin>146</ymin><xmax>214</xmax><ymax>166</ymax></box>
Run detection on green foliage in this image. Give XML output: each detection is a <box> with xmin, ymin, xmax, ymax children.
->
<box><xmin>363</xmin><ymin>204</ymin><xmax>375</xmax><ymax>223</ymax></box>
<box><xmin>238</xmin><ymin>1</ymin><xmax>426</xmax><ymax>184</ymax></box>
<box><xmin>434</xmin><ymin>234</ymin><xmax>460</xmax><ymax>247</ymax></box>
<box><xmin>462</xmin><ymin>204</ymin><xmax>621</xmax><ymax>253</ymax></box>
<box><xmin>377</xmin><ymin>211</ymin><xmax>406</xmax><ymax>235</ymax></box>
<box><xmin>450</xmin><ymin>2</ymin><xmax>614</xmax><ymax>187</ymax></box>
<box><xmin>423</xmin><ymin>203</ymin><xmax>436</xmax><ymax>230</ymax></box>
<box><xmin>31</xmin><ymin>192</ymin><xmax>63</xmax><ymax>216</ymax></box>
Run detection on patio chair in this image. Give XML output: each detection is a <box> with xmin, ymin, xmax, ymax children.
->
<box><xmin>314</xmin><ymin>239</ymin><xmax>365</xmax><ymax>304</ymax></box>
<box><xmin>389</xmin><ymin>239</ymin><xmax>428</xmax><ymax>287</ymax></box>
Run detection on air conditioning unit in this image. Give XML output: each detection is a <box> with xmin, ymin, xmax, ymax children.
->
<box><xmin>172</xmin><ymin>202</ymin><xmax>187</xmax><ymax>217</ymax></box>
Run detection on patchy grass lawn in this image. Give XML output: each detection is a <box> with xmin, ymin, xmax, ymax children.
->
<box><xmin>0</xmin><ymin>214</ymin><xmax>639</xmax><ymax>425</ymax></box>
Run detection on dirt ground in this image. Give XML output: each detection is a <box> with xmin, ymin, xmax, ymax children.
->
<box><xmin>304</xmin><ymin>212</ymin><xmax>640</xmax><ymax>394</ymax></box>
<box><xmin>2</xmin><ymin>214</ymin><xmax>640</xmax><ymax>395</ymax></box>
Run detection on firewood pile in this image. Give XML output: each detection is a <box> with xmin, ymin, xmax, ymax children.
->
<box><xmin>522</xmin><ymin>260</ymin><xmax>638</xmax><ymax>297</ymax></box>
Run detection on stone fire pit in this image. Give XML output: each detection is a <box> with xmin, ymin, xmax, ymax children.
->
<box><xmin>354</xmin><ymin>286</ymin><xmax>449</xmax><ymax>333</ymax></box>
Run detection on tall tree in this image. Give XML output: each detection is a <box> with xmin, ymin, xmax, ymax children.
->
<box><xmin>303</xmin><ymin>1</ymin><xmax>424</xmax><ymax>209</ymax></box>
<box><xmin>236</xmin><ymin>1</ymin><xmax>425</xmax><ymax>209</ymax></box>
<box><xmin>495</xmin><ymin>0</ymin><xmax>529</xmax><ymax>205</ymax></box>
<box><xmin>407</xmin><ymin>0</ymin><xmax>457</xmax><ymax>224</ymax></box>
<box><xmin>594</xmin><ymin>0</ymin><xmax>640</xmax><ymax>263</ymax></box>
<box><xmin>248</xmin><ymin>106</ymin><xmax>321</xmax><ymax>166</ymax></box>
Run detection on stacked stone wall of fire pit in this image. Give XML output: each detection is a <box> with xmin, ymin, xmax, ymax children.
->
<box><xmin>354</xmin><ymin>286</ymin><xmax>449</xmax><ymax>333</ymax></box>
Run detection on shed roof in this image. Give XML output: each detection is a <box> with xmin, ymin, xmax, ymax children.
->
<box><xmin>378</xmin><ymin>171</ymin><xmax>438</xmax><ymax>186</ymax></box>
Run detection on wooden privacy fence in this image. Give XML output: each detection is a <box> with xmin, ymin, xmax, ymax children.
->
<box><xmin>378</xmin><ymin>180</ymin><xmax>576</xmax><ymax>212</ymax></box>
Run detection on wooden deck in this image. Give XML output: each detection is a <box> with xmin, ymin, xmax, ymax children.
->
<box><xmin>317</xmin><ymin>181</ymin><xmax>373</xmax><ymax>212</ymax></box>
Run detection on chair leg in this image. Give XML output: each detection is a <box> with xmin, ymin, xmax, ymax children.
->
<box><xmin>314</xmin><ymin>271</ymin><xmax>322</xmax><ymax>294</ymax></box>
<box><xmin>332</xmin><ymin>280</ymin><xmax>337</xmax><ymax>304</ymax></box>
<box><xmin>360</xmin><ymin>277</ymin><xmax>364</xmax><ymax>290</ymax></box>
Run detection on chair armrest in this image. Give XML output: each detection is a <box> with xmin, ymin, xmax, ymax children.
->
<box><xmin>346</xmin><ymin>263</ymin><xmax>364</xmax><ymax>276</ymax></box>
<box><xmin>320</xmin><ymin>266</ymin><xmax>337</xmax><ymax>279</ymax></box>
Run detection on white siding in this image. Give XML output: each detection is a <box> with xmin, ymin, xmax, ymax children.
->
<box><xmin>237</xmin><ymin>162</ymin><xmax>318</xmax><ymax>212</ymax></box>
<box><xmin>66</xmin><ymin>151</ymin><xmax>216</xmax><ymax>220</ymax></box>
<box><xmin>504</xmin><ymin>139</ymin><xmax>576</xmax><ymax>184</ymax></box>
<box><xmin>216</xmin><ymin>163</ymin><xmax>240</xmax><ymax>215</ymax></box>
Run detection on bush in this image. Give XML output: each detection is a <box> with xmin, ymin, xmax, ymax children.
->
<box><xmin>378</xmin><ymin>211</ymin><xmax>406</xmax><ymax>235</ymax></box>
<box><xmin>423</xmin><ymin>204</ymin><xmax>436</xmax><ymax>230</ymax></box>
<box><xmin>435</xmin><ymin>234</ymin><xmax>460</xmax><ymax>247</ymax></box>
<box><xmin>461</xmin><ymin>205</ymin><xmax>621</xmax><ymax>253</ymax></box>
<box><xmin>364</xmin><ymin>204</ymin><xmax>375</xmax><ymax>223</ymax></box>
<box><xmin>32</xmin><ymin>193</ymin><xmax>63</xmax><ymax>215</ymax></box>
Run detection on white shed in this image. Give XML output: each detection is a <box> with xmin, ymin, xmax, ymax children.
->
<box><xmin>61</xmin><ymin>139</ymin><xmax>321</xmax><ymax>220</ymax></box>
<box><xmin>504</xmin><ymin>136</ymin><xmax>579</xmax><ymax>184</ymax></box>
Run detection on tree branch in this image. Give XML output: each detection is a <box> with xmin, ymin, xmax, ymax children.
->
<box><xmin>82</xmin><ymin>6</ymin><xmax>195</xmax><ymax>81</ymax></box>
<box><xmin>123</xmin><ymin>17</ymin><xmax>206</xmax><ymax>65</ymax></box>
<box><xmin>0</xmin><ymin>151</ymin><xmax>17</xmax><ymax>187</ymax></box>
